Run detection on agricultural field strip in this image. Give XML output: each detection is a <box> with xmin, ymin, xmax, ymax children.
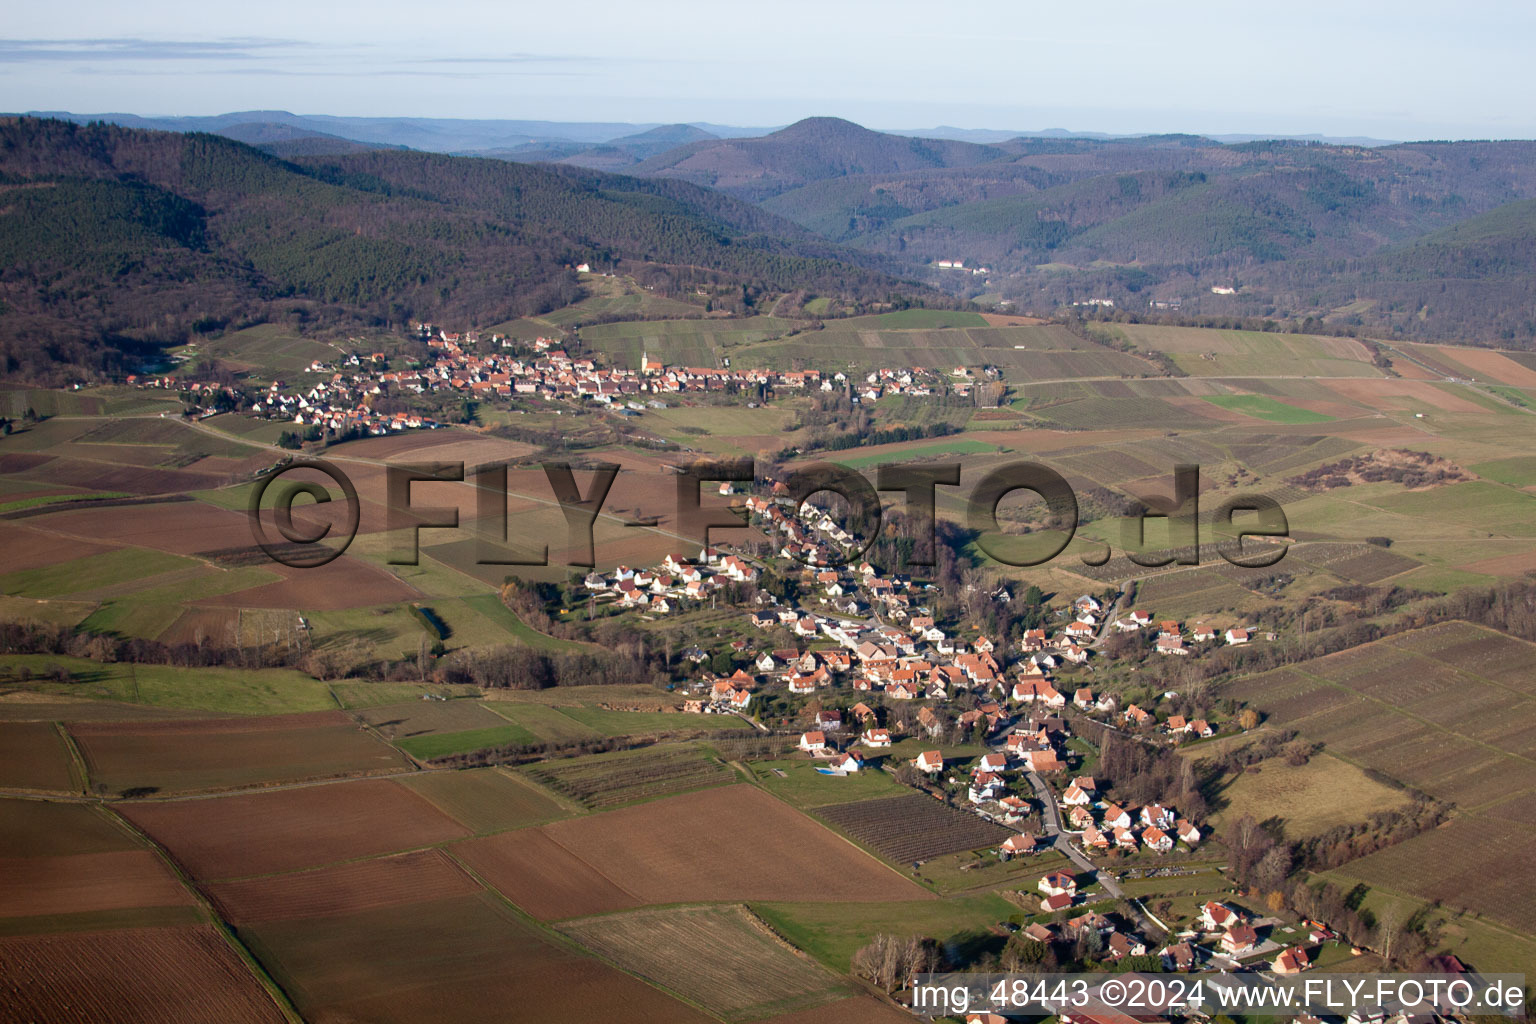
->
<box><xmin>556</xmin><ymin>903</ymin><xmax>848</xmax><ymax>1020</ymax></box>
<box><xmin>1285</xmin><ymin>656</ymin><xmax>1536</xmax><ymax>762</ymax></box>
<box><xmin>1228</xmin><ymin>627</ymin><xmax>1536</xmax><ymax>807</ymax></box>
<box><xmin>521</xmin><ymin>745</ymin><xmax>738</xmax><ymax>809</ymax></box>
<box><xmin>813</xmin><ymin>794</ymin><xmax>1014</xmax><ymax>864</ymax></box>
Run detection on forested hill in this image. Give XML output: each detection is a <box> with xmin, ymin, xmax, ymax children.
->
<box><xmin>630</xmin><ymin>117</ymin><xmax>1006</xmax><ymax>201</ymax></box>
<box><xmin>0</xmin><ymin>117</ymin><xmax>923</xmax><ymax>383</ymax></box>
<box><xmin>629</xmin><ymin>126</ymin><xmax>1536</xmax><ymax>343</ymax></box>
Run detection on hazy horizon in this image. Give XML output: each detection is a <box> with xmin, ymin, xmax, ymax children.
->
<box><xmin>5</xmin><ymin>0</ymin><xmax>1535</xmax><ymax>141</ymax></box>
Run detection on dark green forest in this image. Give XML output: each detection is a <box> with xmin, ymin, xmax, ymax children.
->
<box><xmin>634</xmin><ymin>120</ymin><xmax>1536</xmax><ymax>341</ymax></box>
<box><xmin>0</xmin><ymin>117</ymin><xmax>923</xmax><ymax>382</ymax></box>
<box><xmin>8</xmin><ymin>112</ymin><xmax>1536</xmax><ymax>383</ymax></box>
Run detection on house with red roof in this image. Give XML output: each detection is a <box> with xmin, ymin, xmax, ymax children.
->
<box><xmin>1000</xmin><ymin>833</ymin><xmax>1038</xmax><ymax>856</ymax></box>
<box><xmin>1272</xmin><ymin>946</ymin><xmax>1311</xmax><ymax>974</ymax></box>
<box><xmin>1041</xmin><ymin>891</ymin><xmax>1073</xmax><ymax>913</ymax></box>
<box><xmin>1038</xmin><ymin>871</ymin><xmax>1077</xmax><ymax>897</ymax></box>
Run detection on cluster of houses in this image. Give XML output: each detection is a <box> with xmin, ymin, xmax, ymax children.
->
<box><xmin>1019</xmin><ymin>892</ymin><xmax>1322</xmax><ymax>979</ymax></box>
<box><xmin>220</xmin><ymin>323</ymin><xmax>977</xmax><ymax>435</ymax></box>
<box><xmin>590</xmin><ymin>480</ymin><xmax>1237</xmax><ymax>853</ymax></box>
<box><xmin>406</xmin><ymin>326</ymin><xmax>960</xmax><ymax>404</ymax></box>
<box><xmin>1194</xmin><ymin>900</ymin><xmax>1328</xmax><ymax>974</ymax></box>
<box><xmin>1107</xmin><ymin>608</ymin><xmax>1253</xmax><ymax>656</ymax></box>
<box><xmin>583</xmin><ymin>550</ymin><xmax>759</xmax><ymax>615</ymax></box>
<box><xmin>1023</xmin><ymin>885</ymin><xmax>1159</xmax><ymax>962</ymax></box>
<box><xmin>250</xmin><ymin>372</ymin><xmax>436</xmax><ymax>435</ymax></box>
<box><xmin>1061</xmin><ymin>783</ymin><xmax>1202</xmax><ymax>856</ymax></box>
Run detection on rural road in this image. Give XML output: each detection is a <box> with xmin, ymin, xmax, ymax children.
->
<box><xmin>1015</xmin><ymin>764</ymin><xmax>1125</xmax><ymax>901</ymax></box>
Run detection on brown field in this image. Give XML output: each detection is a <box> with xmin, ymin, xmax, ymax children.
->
<box><xmin>42</xmin><ymin>501</ymin><xmax>253</xmax><ymax>555</ymax></box>
<box><xmin>536</xmin><ymin>785</ymin><xmax>931</xmax><ymax>905</ymax></box>
<box><xmin>1222</xmin><ymin>621</ymin><xmax>1536</xmax><ymax>936</ymax></box>
<box><xmin>0</xmin><ymin>722</ymin><xmax>76</xmax><ymax>791</ymax></box>
<box><xmin>121</xmin><ymin>777</ymin><xmax>469</xmax><ymax>880</ymax></box>
<box><xmin>70</xmin><ymin>711</ymin><xmax>412</xmax><ymax>793</ymax></box>
<box><xmin>1294</xmin><ymin>542</ymin><xmax>1421</xmax><ymax>584</ymax></box>
<box><xmin>357</xmin><ymin>436</ymin><xmax>537</xmax><ymax>466</ymax></box>
<box><xmin>324</xmin><ymin>428</ymin><xmax>518</xmax><ymax>460</ymax></box>
<box><xmin>1457</xmin><ymin>549</ymin><xmax>1536</xmax><ymax>577</ymax></box>
<box><xmin>0</xmin><ymin>522</ymin><xmax>118</xmax><ymax>574</ymax></box>
<box><xmin>158</xmin><ymin>606</ymin><xmax>244</xmax><ymax>646</ymax></box>
<box><xmin>979</xmin><ymin>312</ymin><xmax>1048</xmax><ymax>326</ymax></box>
<box><xmin>355</xmin><ymin>699</ymin><xmax>512</xmax><ymax>740</ymax></box>
<box><xmin>0</xmin><ymin>924</ymin><xmax>286</xmax><ymax>1024</ymax></box>
<box><xmin>207</xmin><ymin>849</ymin><xmax>480</xmax><ymax>925</ymax></box>
<box><xmin>0</xmin><ymin>452</ymin><xmax>58</xmax><ymax>474</ymax></box>
<box><xmin>1483</xmin><ymin>791</ymin><xmax>1536</xmax><ymax>824</ymax></box>
<box><xmin>452</xmin><ymin>827</ymin><xmax>641</xmax><ymax>920</ymax></box>
<box><xmin>1418</xmin><ymin>345</ymin><xmax>1536</xmax><ymax>388</ymax></box>
<box><xmin>1322</xmin><ymin>379</ymin><xmax>1493</xmax><ymax>414</ymax></box>
<box><xmin>5</xmin><ymin>457</ymin><xmax>229</xmax><ymax>495</ymax></box>
<box><xmin>559</xmin><ymin>904</ymin><xmax>849</xmax><ymax>1020</ymax></box>
<box><xmin>0</xmin><ymin>850</ymin><xmax>193</xmax><ymax>918</ymax></box>
<box><xmin>238</xmin><ymin>892</ymin><xmax>715</xmax><ymax>1024</ymax></box>
<box><xmin>761</xmin><ymin>996</ymin><xmax>918</xmax><ymax>1024</ymax></box>
<box><xmin>397</xmin><ymin>767</ymin><xmax>574</xmax><ymax>833</ymax></box>
<box><xmin>0</xmin><ymin>798</ymin><xmax>139</xmax><ymax>857</ymax></box>
<box><xmin>815</xmin><ymin>793</ymin><xmax>1015</xmax><ymax>863</ymax></box>
<box><xmin>201</xmin><ymin>557</ymin><xmax>421</xmax><ymax>610</ymax></box>
<box><xmin>1389</xmin><ymin>357</ymin><xmax>1443</xmax><ymax>381</ymax></box>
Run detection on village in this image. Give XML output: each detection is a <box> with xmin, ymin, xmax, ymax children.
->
<box><xmin>121</xmin><ymin>322</ymin><xmax>1401</xmax><ymax>1002</ymax></box>
<box><xmin>147</xmin><ymin>323</ymin><xmax>979</xmax><ymax>437</ymax></box>
<box><xmin>565</xmin><ymin>466</ymin><xmax>1342</xmax><ymax>991</ymax></box>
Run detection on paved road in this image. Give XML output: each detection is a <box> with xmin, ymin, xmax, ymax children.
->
<box><xmin>1016</xmin><ymin>765</ymin><xmax>1127</xmax><ymax>900</ymax></box>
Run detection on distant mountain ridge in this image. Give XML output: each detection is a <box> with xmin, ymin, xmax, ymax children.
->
<box><xmin>12</xmin><ymin>110</ymin><xmax>1536</xmax><ymax>342</ymax></box>
<box><xmin>0</xmin><ymin>116</ymin><xmax>923</xmax><ymax>382</ymax></box>
<box><xmin>20</xmin><ymin>110</ymin><xmax>1403</xmax><ymax>157</ymax></box>
<box><xmin>629</xmin><ymin>117</ymin><xmax>1010</xmax><ymax>201</ymax></box>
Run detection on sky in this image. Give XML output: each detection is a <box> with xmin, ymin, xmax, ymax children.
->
<box><xmin>4</xmin><ymin>0</ymin><xmax>1535</xmax><ymax>140</ymax></box>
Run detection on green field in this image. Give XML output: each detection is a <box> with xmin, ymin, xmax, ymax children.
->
<box><xmin>0</xmin><ymin>655</ymin><xmax>336</xmax><ymax>715</ymax></box>
<box><xmin>398</xmin><ymin>767</ymin><xmax>577</xmax><ymax>831</ymax></box>
<box><xmin>482</xmin><ymin>702</ymin><xmax>603</xmax><ymax>745</ymax></box>
<box><xmin>823</xmin><ymin>310</ymin><xmax>989</xmax><ymax>329</ymax></box>
<box><xmin>1471</xmin><ymin>455</ymin><xmax>1536</xmax><ymax>487</ymax></box>
<box><xmin>329</xmin><ymin>681</ymin><xmax>484</xmax><ymax>709</ymax></box>
<box><xmin>552</xmin><ymin>705</ymin><xmax>742</xmax><ymax>738</ymax></box>
<box><xmin>394</xmin><ymin>724</ymin><xmax>536</xmax><ymax>760</ymax></box>
<box><xmin>559</xmin><ymin>904</ymin><xmax>850</xmax><ymax>1021</ymax></box>
<box><xmin>1202</xmin><ymin>394</ymin><xmax>1335</xmax><ymax>423</ymax></box>
<box><xmin>188</xmin><ymin>324</ymin><xmax>342</xmax><ymax>378</ymax></box>
<box><xmin>0</xmin><ymin>548</ymin><xmax>198</xmax><ymax>600</ymax></box>
<box><xmin>753</xmin><ymin>893</ymin><xmax>1017</xmax><ymax>972</ymax></box>
<box><xmin>831</xmin><ymin>439</ymin><xmax>999</xmax><ymax>469</ymax></box>
<box><xmin>747</xmin><ymin>759</ymin><xmax>908</xmax><ymax>808</ymax></box>
<box><xmin>1106</xmin><ymin>323</ymin><xmax>1384</xmax><ymax>378</ymax></box>
<box><xmin>0</xmin><ymin>491</ymin><xmax>135</xmax><ymax>514</ymax></box>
